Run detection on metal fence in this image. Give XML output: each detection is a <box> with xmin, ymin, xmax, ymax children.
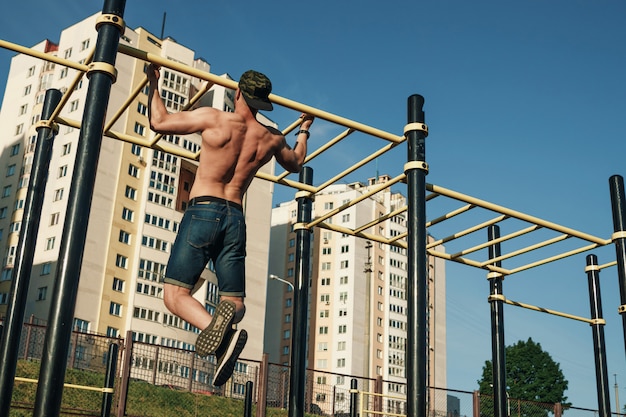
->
<box><xmin>4</xmin><ymin>321</ymin><xmax>608</xmax><ymax>417</ymax></box>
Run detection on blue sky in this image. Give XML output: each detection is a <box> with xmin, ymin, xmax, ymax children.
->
<box><xmin>2</xmin><ymin>0</ymin><xmax>626</xmax><ymax>409</ymax></box>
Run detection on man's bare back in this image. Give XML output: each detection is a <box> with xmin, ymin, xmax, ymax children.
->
<box><xmin>147</xmin><ymin>64</ymin><xmax>313</xmax><ymax>205</ymax></box>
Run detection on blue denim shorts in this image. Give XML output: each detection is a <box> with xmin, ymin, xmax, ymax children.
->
<box><xmin>164</xmin><ymin>196</ymin><xmax>246</xmax><ymax>297</ymax></box>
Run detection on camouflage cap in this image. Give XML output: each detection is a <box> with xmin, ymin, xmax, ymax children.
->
<box><xmin>239</xmin><ymin>70</ymin><xmax>273</xmax><ymax>111</ymax></box>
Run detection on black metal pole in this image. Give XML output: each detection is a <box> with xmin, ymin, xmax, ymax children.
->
<box><xmin>244</xmin><ymin>381</ymin><xmax>254</xmax><ymax>417</ymax></box>
<box><xmin>100</xmin><ymin>343</ymin><xmax>119</xmax><ymax>417</ymax></box>
<box><xmin>488</xmin><ymin>225</ymin><xmax>508</xmax><ymax>417</ymax></box>
<box><xmin>609</xmin><ymin>175</ymin><xmax>626</xmax><ymax>358</ymax></box>
<box><xmin>405</xmin><ymin>94</ymin><xmax>428</xmax><ymax>417</ymax></box>
<box><xmin>33</xmin><ymin>1</ymin><xmax>126</xmax><ymax>416</ymax></box>
<box><xmin>349</xmin><ymin>378</ymin><xmax>358</xmax><ymax>417</ymax></box>
<box><xmin>0</xmin><ymin>89</ymin><xmax>62</xmax><ymax>417</ymax></box>
<box><xmin>586</xmin><ymin>254</ymin><xmax>611</xmax><ymax>417</ymax></box>
<box><xmin>288</xmin><ymin>167</ymin><xmax>313</xmax><ymax>417</ymax></box>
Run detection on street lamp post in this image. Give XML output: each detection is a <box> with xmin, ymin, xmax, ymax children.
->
<box><xmin>270</xmin><ymin>274</ymin><xmax>295</xmax><ymax>291</ymax></box>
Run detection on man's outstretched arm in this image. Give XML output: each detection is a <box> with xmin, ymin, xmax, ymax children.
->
<box><xmin>276</xmin><ymin>114</ymin><xmax>314</xmax><ymax>172</ymax></box>
<box><xmin>147</xmin><ymin>63</ymin><xmax>214</xmax><ymax>135</ymax></box>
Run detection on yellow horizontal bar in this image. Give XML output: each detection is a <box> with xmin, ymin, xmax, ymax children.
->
<box><xmin>0</xmin><ymin>39</ymin><xmax>89</xmax><ymax>73</ymax></box>
<box><xmin>308</xmin><ymin>173</ymin><xmax>406</xmax><ymax>229</ymax></box>
<box><xmin>14</xmin><ymin>377</ymin><xmax>113</xmax><ymax>393</ymax></box>
<box><xmin>117</xmin><ymin>44</ymin><xmax>404</xmax><ymax>143</ymax></box>
<box><xmin>599</xmin><ymin>260</ymin><xmax>617</xmax><ymax>270</ymax></box>
<box><xmin>427</xmin><ymin>183</ymin><xmax>610</xmax><ymax>246</ymax></box>
<box><xmin>427</xmin><ymin>215</ymin><xmax>509</xmax><ymax>249</ymax></box>
<box><xmin>508</xmin><ymin>242</ymin><xmax>602</xmax><ymax>275</ymax></box>
<box><xmin>479</xmin><ymin>233</ymin><xmax>571</xmax><ymax>267</ymax></box>
<box><xmin>426</xmin><ymin>203</ymin><xmax>475</xmax><ymax>228</ymax></box>
<box><xmin>503</xmin><ymin>298</ymin><xmax>593</xmax><ymax>324</ymax></box>
<box><xmin>429</xmin><ymin>248</ymin><xmax>511</xmax><ymax>276</ymax></box>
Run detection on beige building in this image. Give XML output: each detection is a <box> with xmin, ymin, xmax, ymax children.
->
<box><xmin>265</xmin><ymin>175</ymin><xmax>446</xmax><ymax>413</ymax></box>
<box><xmin>0</xmin><ymin>12</ymin><xmax>274</xmax><ymax>366</ymax></box>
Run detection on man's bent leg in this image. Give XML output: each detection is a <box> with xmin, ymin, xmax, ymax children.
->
<box><xmin>163</xmin><ymin>283</ymin><xmax>213</xmax><ymax>330</ymax></box>
<box><xmin>221</xmin><ymin>295</ymin><xmax>246</xmax><ymax>324</ymax></box>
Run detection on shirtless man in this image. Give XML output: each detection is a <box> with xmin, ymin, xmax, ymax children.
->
<box><xmin>147</xmin><ymin>64</ymin><xmax>313</xmax><ymax>386</ymax></box>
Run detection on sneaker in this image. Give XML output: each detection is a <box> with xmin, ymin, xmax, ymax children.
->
<box><xmin>195</xmin><ymin>300</ymin><xmax>236</xmax><ymax>357</ymax></box>
<box><xmin>213</xmin><ymin>328</ymin><xmax>248</xmax><ymax>387</ymax></box>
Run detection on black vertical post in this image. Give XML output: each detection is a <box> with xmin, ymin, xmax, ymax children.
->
<box><xmin>0</xmin><ymin>89</ymin><xmax>62</xmax><ymax>416</ymax></box>
<box><xmin>33</xmin><ymin>1</ymin><xmax>126</xmax><ymax>416</ymax></box>
<box><xmin>405</xmin><ymin>94</ymin><xmax>428</xmax><ymax>417</ymax></box>
<box><xmin>288</xmin><ymin>167</ymin><xmax>313</xmax><ymax>417</ymax></box>
<box><xmin>488</xmin><ymin>225</ymin><xmax>508</xmax><ymax>417</ymax></box>
<box><xmin>609</xmin><ymin>175</ymin><xmax>626</xmax><ymax>358</ymax></box>
<box><xmin>244</xmin><ymin>381</ymin><xmax>254</xmax><ymax>417</ymax></box>
<box><xmin>100</xmin><ymin>343</ymin><xmax>119</xmax><ymax>417</ymax></box>
<box><xmin>586</xmin><ymin>254</ymin><xmax>611</xmax><ymax>417</ymax></box>
<box><xmin>349</xmin><ymin>378</ymin><xmax>359</xmax><ymax>417</ymax></box>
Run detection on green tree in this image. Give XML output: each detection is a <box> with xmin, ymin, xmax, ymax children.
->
<box><xmin>478</xmin><ymin>338</ymin><xmax>570</xmax><ymax>417</ymax></box>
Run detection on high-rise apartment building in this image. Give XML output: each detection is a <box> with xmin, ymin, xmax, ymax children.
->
<box><xmin>0</xmin><ymin>12</ymin><xmax>274</xmax><ymax>362</ymax></box>
<box><xmin>265</xmin><ymin>174</ymin><xmax>446</xmax><ymax>412</ymax></box>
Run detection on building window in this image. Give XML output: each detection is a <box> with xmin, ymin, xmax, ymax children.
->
<box><xmin>53</xmin><ymin>188</ymin><xmax>64</xmax><ymax>201</ymax></box>
<box><xmin>134</xmin><ymin>122</ymin><xmax>146</xmax><ymax>136</ymax></box>
<box><xmin>59</xmin><ymin>67</ymin><xmax>68</xmax><ymax>79</ymax></box>
<box><xmin>337</xmin><ymin>358</ymin><xmax>346</xmax><ymax>367</ymax></box>
<box><xmin>27</xmin><ymin>66</ymin><xmax>35</xmax><ymax>77</ymax></box>
<box><xmin>23</xmin><ymin>85</ymin><xmax>32</xmax><ymax>96</ymax></box>
<box><xmin>340</xmin><ymin>260</ymin><xmax>349</xmax><ymax>269</ymax></box>
<box><xmin>321</xmin><ymin>262</ymin><xmax>331</xmax><ymax>270</ymax></box>
<box><xmin>6</xmin><ymin>165</ymin><xmax>15</xmax><ymax>177</ymax></box>
<box><xmin>125</xmin><ymin>186</ymin><xmax>137</xmax><ymax>200</ymax></box>
<box><xmin>324</xmin><ymin>202</ymin><xmax>333</xmax><ymax>210</ymax></box>
<box><xmin>119</xmin><ymin>230</ymin><xmax>131</xmax><ymax>244</ymax></box>
<box><xmin>69</xmin><ymin>100</ymin><xmax>79</xmax><ymax>112</ymax></box>
<box><xmin>322</xmin><ymin>247</ymin><xmax>331</xmax><ymax>255</ymax></box>
<box><xmin>80</xmin><ymin>39</ymin><xmax>90</xmax><ymax>51</ymax></box>
<box><xmin>116</xmin><ymin>254</ymin><xmax>128</xmax><ymax>269</ymax></box>
<box><xmin>283</xmin><ymin>330</ymin><xmax>290</xmax><ymax>339</ymax></box>
<box><xmin>58</xmin><ymin>165</ymin><xmax>68</xmax><ymax>178</ymax></box>
<box><xmin>106</xmin><ymin>327</ymin><xmax>119</xmax><ymax>338</ymax></box>
<box><xmin>10</xmin><ymin>144</ymin><xmax>20</xmax><ymax>156</ymax></box>
<box><xmin>45</xmin><ymin>237</ymin><xmax>55</xmax><ymax>251</ymax></box>
<box><xmin>19</xmin><ymin>104</ymin><xmax>28</xmax><ymax>115</ymax></box>
<box><xmin>339</xmin><ymin>292</ymin><xmax>348</xmax><ymax>302</ymax></box>
<box><xmin>73</xmin><ymin>318</ymin><xmax>89</xmax><ymax>332</ymax></box>
<box><xmin>2</xmin><ymin>186</ymin><xmax>12</xmax><ymax>198</ymax></box>
<box><xmin>340</xmin><ymin>276</ymin><xmax>348</xmax><ymax>284</ymax></box>
<box><xmin>122</xmin><ymin>207</ymin><xmax>134</xmax><ymax>222</ymax></box>
<box><xmin>137</xmin><ymin>102</ymin><xmax>147</xmax><ymax>116</ymax></box>
<box><xmin>109</xmin><ymin>302</ymin><xmax>122</xmax><ymax>316</ymax></box>
<box><xmin>338</xmin><ymin>341</ymin><xmax>346</xmax><ymax>351</ymax></box>
<box><xmin>319</xmin><ymin>326</ymin><xmax>328</xmax><ymax>335</ymax></box>
<box><xmin>50</xmin><ymin>212</ymin><xmax>60</xmax><ymax>226</ymax></box>
<box><xmin>64</xmin><ymin>48</ymin><xmax>72</xmax><ymax>59</ymax></box>
<box><xmin>338</xmin><ymin>325</ymin><xmax>347</xmax><ymax>334</ymax></box>
<box><xmin>15</xmin><ymin>124</ymin><xmax>24</xmax><ymax>135</ymax></box>
<box><xmin>0</xmin><ymin>207</ymin><xmax>6</xmax><ymax>218</ymax></box>
<box><xmin>113</xmin><ymin>277</ymin><xmax>124</xmax><ymax>292</ymax></box>
<box><xmin>37</xmin><ymin>286</ymin><xmax>47</xmax><ymax>301</ymax></box>
<box><xmin>41</xmin><ymin>262</ymin><xmax>52</xmax><ymax>275</ymax></box>
<box><xmin>342</xmin><ymin>214</ymin><xmax>350</xmax><ymax>223</ymax></box>
<box><xmin>62</xmin><ymin>143</ymin><xmax>71</xmax><ymax>155</ymax></box>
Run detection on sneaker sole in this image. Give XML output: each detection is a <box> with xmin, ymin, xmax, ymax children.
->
<box><xmin>195</xmin><ymin>301</ymin><xmax>236</xmax><ymax>357</ymax></box>
<box><xmin>213</xmin><ymin>329</ymin><xmax>248</xmax><ymax>387</ymax></box>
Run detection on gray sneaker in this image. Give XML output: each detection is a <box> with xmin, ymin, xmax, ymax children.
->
<box><xmin>195</xmin><ymin>300</ymin><xmax>236</xmax><ymax>357</ymax></box>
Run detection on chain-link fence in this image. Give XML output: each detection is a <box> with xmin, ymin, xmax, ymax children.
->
<box><xmin>4</xmin><ymin>321</ymin><xmax>614</xmax><ymax>417</ymax></box>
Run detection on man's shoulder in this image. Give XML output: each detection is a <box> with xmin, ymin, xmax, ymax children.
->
<box><xmin>263</xmin><ymin>125</ymin><xmax>282</xmax><ymax>136</ymax></box>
